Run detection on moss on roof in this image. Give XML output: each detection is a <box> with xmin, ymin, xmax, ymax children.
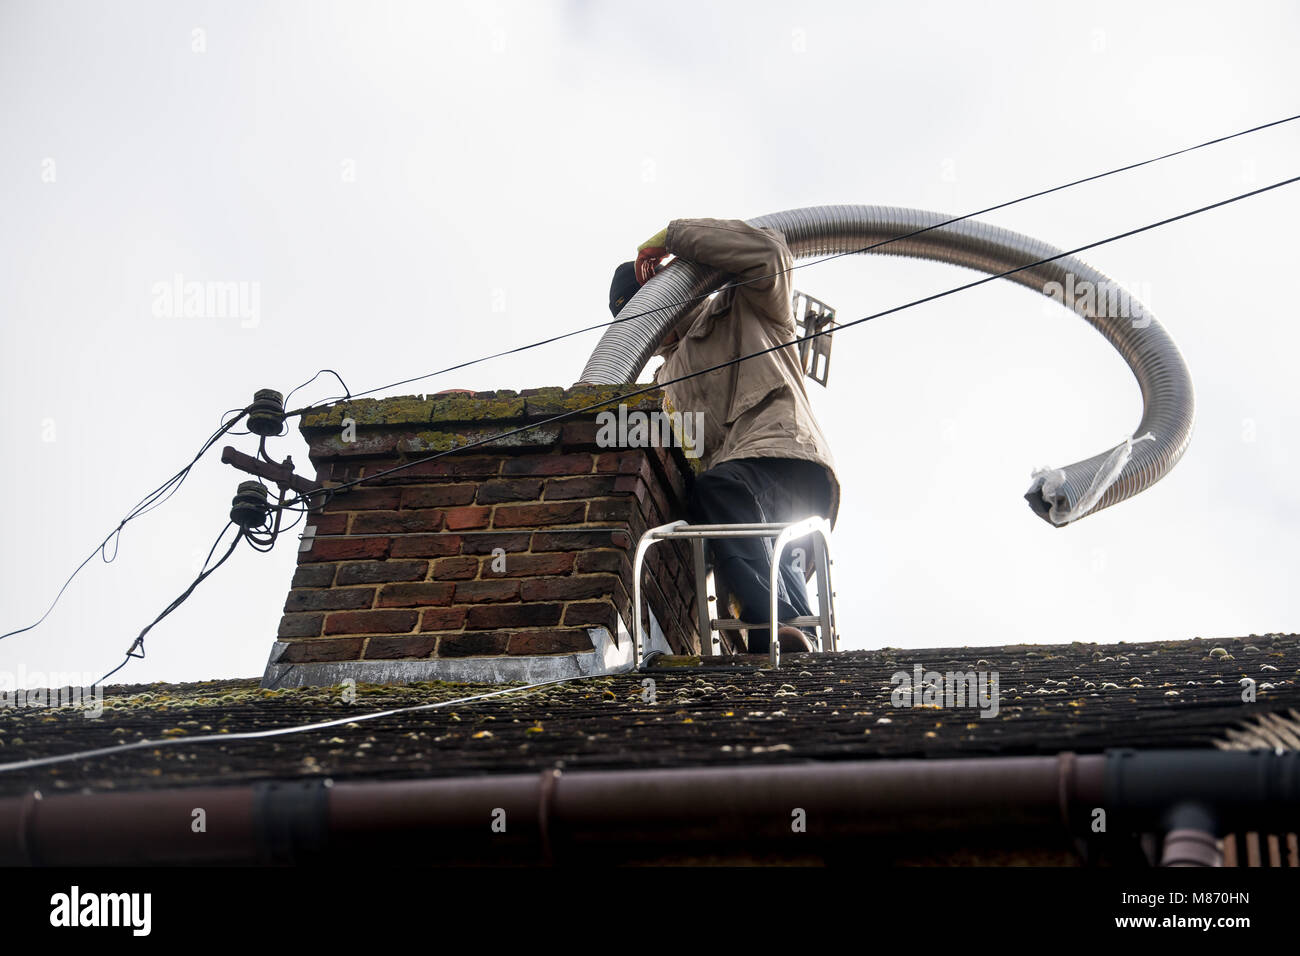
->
<box><xmin>1</xmin><ymin>633</ymin><xmax>1297</xmax><ymax>797</ymax></box>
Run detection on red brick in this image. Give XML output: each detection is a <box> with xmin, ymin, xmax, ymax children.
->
<box><xmin>376</xmin><ymin>582</ymin><xmax>455</xmax><ymax>607</ymax></box>
<box><xmin>562</xmin><ymin>602</ymin><xmax>618</xmax><ymax>631</ymax></box>
<box><xmin>594</xmin><ymin>451</ymin><xmax>641</xmax><ymax>474</ymax></box>
<box><xmin>441</xmin><ymin>456</ymin><xmax>505</xmax><ymax>476</ymax></box>
<box><xmin>519</xmin><ymin>574</ymin><xmax>620</xmax><ymax>602</ymax></box>
<box><xmin>618</xmin><ymin>453</ymin><xmax>656</xmax><ymax>487</ymax></box>
<box><xmin>436</xmin><ymin>632</ymin><xmax>510</xmax><ymax>657</ymax></box>
<box><xmin>335</xmin><ymin>560</ymin><xmax>428</xmax><ymax>585</ymax></box>
<box><xmin>307</xmin><ymin>512</ymin><xmax>349</xmax><ymax>535</ymax></box>
<box><xmin>351</xmin><ymin>510</ymin><xmax>444</xmax><ymax>534</ymax></box>
<box><xmin>587</xmin><ymin>497</ymin><xmax>635</xmax><ymax>522</ymax></box>
<box><xmin>531</xmin><ymin>530</ymin><xmax>631</xmax><ymax>552</ymax></box>
<box><xmin>460</xmin><ymin>533</ymin><xmax>530</xmax><ymax>554</ymax></box>
<box><xmin>443</xmin><ymin>506</ymin><xmax>491</xmax><ymax>530</ymax></box>
<box><xmin>501</xmin><ymin>454</ymin><xmax>592</xmax><ymax>477</ymax></box>
<box><xmin>314</xmin><ymin>433</ymin><xmax>401</xmax><ymax>459</ymax></box>
<box><xmin>276</xmin><ymin>637</ymin><xmax>364</xmax><ymax>663</ymax></box>
<box><xmin>292</xmin><ymin>564</ymin><xmax>337</xmax><ymax>588</ymax></box>
<box><xmin>284</xmin><ymin>588</ymin><xmax>375</xmax><ymax>612</ymax></box>
<box><xmin>559</xmin><ymin>420</ymin><xmax>601</xmax><ymax>447</ymax></box>
<box><xmin>644</xmin><ymin>468</ymin><xmax>677</xmax><ymax>524</ymax></box>
<box><xmin>543</xmin><ymin>475</ymin><xmax>618</xmax><ymax>500</ymax></box>
<box><xmin>484</xmin><ymin>552</ymin><xmax>574</xmax><ymax>578</ymax></box>
<box><xmin>317</xmin><ymin>461</ymin><xmax>367</xmax><ymax>483</ymax></box>
<box><xmin>506</xmin><ymin>629</ymin><xmax>595</xmax><ymax>655</ymax></box>
<box><xmin>363</xmin><ymin>635</ymin><xmax>439</xmax><ymax>659</ymax></box>
<box><xmin>322</xmin><ymin>487</ymin><xmax>401</xmax><ymax>511</ymax></box>
<box><xmin>324</xmin><ymin>609</ymin><xmax>418</xmax><ymax>635</ymax></box>
<box><xmin>454</xmin><ymin>579</ymin><xmax>520</xmax><ymax>603</ymax></box>
<box><xmin>430</xmin><ymin>556</ymin><xmax>479</xmax><ymax>580</ymax></box>
<box><xmin>382</xmin><ymin>456</ymin><xmax>500</xmax><ymax>481</ymax></box>
<box><xmin>492</xmin><ymin>501</ymin><xmax>587</xmax><ymax>528</ymax></box>
<box><xmin>419</xmin><ymin>606</ymin><xmax>468</xmax><ymax>631</ymax></box>
<box><xmin>466</xmin><ymin>603</ymin><xmax>561</xmax><ymax>629</ymax></box>
<box><xmin>400</xmin><ymin>484</ymin><xmax>477</xmax><ymax>508</ymax></box>
<box><xmin>574</xmin><ymin>549</ymin><xmax>630</xmax><ymax>575</ymax></box>
<box><xmin>390</xmin><ymin>535</ymin><xmax>462</xmax><ymax>558</ymax></box>
<box><xmin>610</xmin><ymin>575</ymin><xmax>632</xmax><ymax>615</ymax></box>
<box><xmin>612</xmin><ymin>473</ymin><xmax>651</xmax><ymax>502</ymax></box>
<box><xmin>475</xmin><ymin>479</ymin><xmax>543</xmax><ymax>505</ymax></box>
<box><xmin>278</xmin><ymin>613</ymin><xmax>324</xmax><ymax>638</ymax></box>
<box><xmin>300</xmin><ymin>536</ymin><xmax>390</xmax><ymax>563</ymax></box>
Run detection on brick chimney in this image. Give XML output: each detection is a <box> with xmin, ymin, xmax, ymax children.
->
<box><xmin>263</xmin><ymin>386</ymin><xmax>701</xmax><ymax>687</ymax></box>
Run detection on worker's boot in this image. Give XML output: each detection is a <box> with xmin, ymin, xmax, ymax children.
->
<box><xmin>777</xmin><ymin>626</ymin><xmax>813</xmax><ymax>654</ymax></box>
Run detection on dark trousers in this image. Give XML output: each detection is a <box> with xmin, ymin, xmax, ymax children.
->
<box><xmin>688</xmin><ymin>457</ymin><xmax>832</xmax><ymax>652</ymax></box>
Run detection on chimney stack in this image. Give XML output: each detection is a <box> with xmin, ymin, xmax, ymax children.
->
<box><xmin>264</xmin><ymin>386</ymin><xmax>701</xmax><ymax>687</ymax></box>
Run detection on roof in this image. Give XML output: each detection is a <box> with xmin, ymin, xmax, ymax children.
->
<box><xmin>2</xmin><ymin>633</ymin><xmax>1297</xmax><ymax>797</ymax></box>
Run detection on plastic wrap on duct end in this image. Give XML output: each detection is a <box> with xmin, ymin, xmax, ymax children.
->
<box><xmin>1025</xmin><ymin>433</ymin><xmax>1156</xmax><ymax>527</ymax></box>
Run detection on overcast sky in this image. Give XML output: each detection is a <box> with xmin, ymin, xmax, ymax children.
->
<box><xmin>2</xmin><ymin>0</ymin><xmax>1297</xmax><ymax>686</ymax></box>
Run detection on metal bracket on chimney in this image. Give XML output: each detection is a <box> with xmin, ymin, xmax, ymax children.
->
<box><xmin>221</xmin><ymin>445</ymin><xmax>326</xmax><ymax>514</ymax></box>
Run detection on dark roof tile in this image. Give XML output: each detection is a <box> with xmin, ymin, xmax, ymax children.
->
<box><xmin>1</xmin><ymin>634</ymin><xmax>1296</xmax><ymax>796</ymax></box>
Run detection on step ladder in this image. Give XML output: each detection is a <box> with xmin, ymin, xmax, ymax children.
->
<box><xmin>631</xmin><ymin>517</ymin><xmax>837</xmax><ymax>669</ymax></box>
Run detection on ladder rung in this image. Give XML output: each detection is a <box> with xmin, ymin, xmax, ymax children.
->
<box><xmin>711</xmin><ymin>616</ymin><xmax>824</xmax><ymax>631</ymax></box>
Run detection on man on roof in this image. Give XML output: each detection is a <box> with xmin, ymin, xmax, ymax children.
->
<box><xmin>607</xmin><ymin>218</ymin><xmax>840</xmax><ymax>655</ymax></box>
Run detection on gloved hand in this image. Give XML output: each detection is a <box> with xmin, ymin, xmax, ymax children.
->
<box><xmin>636</xmin><ymin>226</ymin><xmax>670</xmax><ymax>285</ymax></box>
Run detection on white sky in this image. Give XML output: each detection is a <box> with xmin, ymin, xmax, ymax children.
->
<box><xmin>1</xmin><ymin>0</ymin><xmax>1297</xmax><ymax>685</ymax></box>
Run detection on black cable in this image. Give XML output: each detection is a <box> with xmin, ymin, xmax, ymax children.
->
<box><xmin>1</xmin><ymin>407</ymin><xmax>252</xmax><ymax>642</ymax></box>
<box><xmin>217</xmin><ymin>406</ymin><xmax>254</xmax><ymax>437</ymax></box>
<box><xmin>283</xmin><ymin>367</ymin><xmax>352</xmax><ymax>410</ymax></box>
<box><xmin>9</xmin><ymin>119</ymin><xmax>1296</xmax><ymax>666</ymax></box>
<box><xmin>285</xmin><ymin>112</ymin><xmax>1300</xmax><ymax>419</ymax></box>
<box><xmin>94</xmin><ymin>521</ymin><xmax>243</xmax><ymax>687</ymax></box>
<box><xmin>318</xmin><ymin>173</ymin><xmax>1300</xmax><ymax>496</ymax></box>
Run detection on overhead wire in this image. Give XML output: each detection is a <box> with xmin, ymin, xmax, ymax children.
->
<box><xmin>0</xmin><ymin>126</ymin><xmax>1295</xmax><ymax>770</ymax></box>
<box><xmin>12</xmin><ymin>114</ymin><xmax>1291</xmax><ymax>643</ymax></box>
<box><xmin>314</xmin><ymin>173</ymin><xmax>1300</xmax><ymax>499</ymax></box>
<box><xmin>6</xmin><ymin>115</ymin><xmax>1296</xmax><ymax>688</ymax></box>
<box><xmin>93</xmin><ymin>521</ymin><xmax>245</xmax><ymax>687</ymax></box>
<box><xmin>1</xmin><ymin>405</ymin><xmax>252</xmax><ymax>642</ymax></box>
<box><xmin>95</xmin><ymin>480</ymin><xmax>315</xmax><ymax>683</ymax></box>
<box><xmin>284</xmin><ymin>112</ymin><xmax>1300</xmax><ymax>419</ymax></box>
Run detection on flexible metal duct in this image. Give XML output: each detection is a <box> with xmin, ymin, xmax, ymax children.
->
<box><xmin>580</xmin><ymin>206</ymin><xmax>1195</xmax><ymax>526</ymax></box>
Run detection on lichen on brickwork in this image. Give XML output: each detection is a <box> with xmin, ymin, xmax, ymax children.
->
<box><xmin>523</xmin><ymin>384</ymin><xmax>662</xmax><ymax>418</ymax></box>
<box><xmin>301</xmin><ymin>385</ymin><xmax>665</xmax><ymax>438</ymax></box>
<box><xmin>302</xmin><ymin>395</ymin><xmax>435</xmax><ymax>429</ymax></box>
<box><xmin>389</xmin><ymin>425</ymin><xmax>561</xmax><ymax>454</ymax></box>
<box><xmin>429</xmin><ymin>392</ymin><xmax>527</xmax><ymax>423</ymax></box>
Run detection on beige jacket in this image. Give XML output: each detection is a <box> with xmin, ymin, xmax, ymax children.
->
<box><xmin>652</xmin><ymin>218</ymin><xmax>841</xmax><ymax>525</ymax></box>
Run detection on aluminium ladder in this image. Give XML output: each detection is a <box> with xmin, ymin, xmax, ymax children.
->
<box><xmin>632</xmin><ymin>517</ymin><xmax>837</xmax><ymax>669</ymax></box>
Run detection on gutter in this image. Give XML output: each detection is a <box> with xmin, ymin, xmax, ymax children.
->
<box><xmin>0</xmin><ymin>750</ymin><xmax>1294</xmax><ymax>866</ymax></box>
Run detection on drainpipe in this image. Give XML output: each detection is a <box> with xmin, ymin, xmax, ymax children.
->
<box><xmin>0</xmin><ymin>749</ymin><xmax>1293</xmax><ymax>866</ymax></box>
<box><xmin>0</xmin><ymin>753</ymin><xmax>1102</xmax><ymax>865</ymax></box>
<box><xmin>1104</xmin><ymin>749</ymin><xmax>1300</xmax><ymax>867</ymax></box>
<box><xmin>1160</xmin><ymin>803</ymin><xmax>1221</xmax><ymax>867</ymax></box>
